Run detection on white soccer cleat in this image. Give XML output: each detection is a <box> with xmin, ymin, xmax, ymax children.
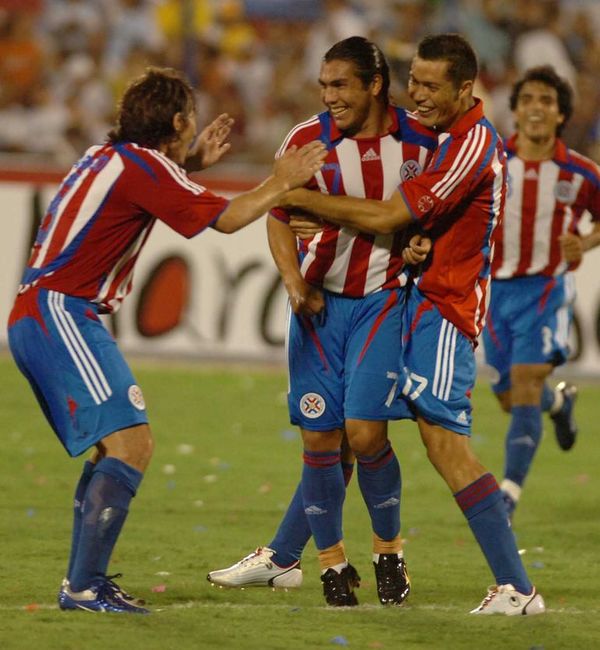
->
<box><xmin>470</xmin><ymin>584</ymin><xmax>545</xmax><ymax>616</ymax></box>
<box><xmin>207</xmin><ymin>547</ymin><xmax>303</xmax><ymax>588</ymax></box>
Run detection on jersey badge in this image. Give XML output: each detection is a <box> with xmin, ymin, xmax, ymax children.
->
<box><xmin>300</xmin><ymin>392</ymin><xmax>326</xmax><ymax>419</ymax></box>
<box><xmin>417</xmin><ymin>194</ymin><xmax>434</xmax><ymax>213</ymax></box>
<box><xmin>128</xmin><ymin>385</ymin><xmax>146</xmax><ymax>410</ymax></box>
<box><xmin>554</xmin><ymin>180</ymin><xmax>576</xmax><ymax>205</ymax></box>
<box><xmin>400</xmin><ymin>159</ymin><xmax>422</xmax><ymax>182</ymax></box>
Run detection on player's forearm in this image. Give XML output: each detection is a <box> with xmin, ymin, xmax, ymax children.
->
<box><xmin>282</xmin><ymin>188</ymin><xmax>413</xmax><ymax>235</ymax></box>
<box><xmin>267</xmin><ymin>215</ymin><xmax>304</xmax><ymax>290</ymax></box>
<box><xmin>213</xmin><ymin>176</ymin><xmax>290</xmax><ymax>233</ymax></box>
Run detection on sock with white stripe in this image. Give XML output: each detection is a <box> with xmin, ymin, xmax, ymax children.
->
<box><xmin>69</xmin><ymin>457</ymin><xmax>143</xmax><ymax>592</ymax></box>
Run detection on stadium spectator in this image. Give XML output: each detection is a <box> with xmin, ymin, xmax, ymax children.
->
<box><xmin>6</xmin><ymin>66</ymin><xmax>326</xmax><ymax>615</ymax></box>
<box><xmin>208</xmin><ymin>36</ymin><xmax>436</xmax><ymax>608</ymax></box>
<box><xmin>482</xmin><ymin>65</ymin><xmax>600</xmax><ymax>519</ymax></box>
<box><xmin>274</xmin><ymin>33</ymin><xmax>546</xmax><ymax>616</ymax></box>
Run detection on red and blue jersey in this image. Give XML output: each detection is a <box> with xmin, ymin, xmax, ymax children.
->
<box><xmin>398</xmin><ymin>99</ymin><xmax>505</xmax><ymax>341</ymax></box>
<box><xmin>272</xmin><ymin>106</ymin><xmax>437</xmax><ymax>297</ymax></box>
<box><xmin>492</xmin><ymin>135</ymin><xmax>600</xmax><ymax>279</ymax></box>
<box><xmin>18</xmin><ymin>142</ymin><xmax>229</xmax><ymax>313</ymax></box>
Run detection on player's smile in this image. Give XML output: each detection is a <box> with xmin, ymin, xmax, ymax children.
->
<box><xmin>515</xmin><ymin>81</ymin><xmax>564</xmax><ymax>144</ymax></box>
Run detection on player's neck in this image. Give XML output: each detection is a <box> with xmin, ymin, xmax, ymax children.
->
<box><xmin>350</xmin><ymin>106</ymin><xmax>392</xmax><ymax>139</ymax></box>
<box><xmin>516</xmin><ymin>135</ymin><xmax>556</xmax><ymax>162</ymax></box>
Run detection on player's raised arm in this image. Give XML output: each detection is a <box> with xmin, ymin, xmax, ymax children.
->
<box><xmin>213</xmin><ymin>142</ymin><xmax>327</xmax><ymax>233</ymax></box>
<box><xmin>280</xmin><ymin>186</ymin><xmax>413</xmax><ymax>235</ymax></box>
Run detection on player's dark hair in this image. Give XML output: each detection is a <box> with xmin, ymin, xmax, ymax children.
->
<box><xmin>416</xmin><ymin>33</ymin><xmax>478</xmax><ymax>88</ymax></box>
<box><xmin>509</xmin><ymin>65</ymin><xmax>573</xmax><ymax>136</ymax></box>
<box><xmin>108</xmin><ymin>67</ymin><xmax>195</xmax><ymax>148</ymax></box>
<box><xmin>324</xmin><ymin>36</ymin><xmax>391</xmax><ymax>106</ymax></box>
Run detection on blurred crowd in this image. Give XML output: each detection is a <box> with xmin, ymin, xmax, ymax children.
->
<box><xmin>1</xmin><ymin>0</ymin><xmax>600</xmax><ymax>168</ymax></box>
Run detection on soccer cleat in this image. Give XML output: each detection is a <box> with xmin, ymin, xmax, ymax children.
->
<box><xmin>373</xmin><ymin>554</ymin><xmax>410</xmax><ymax>605</ymax></box>
<box><xmin>550</xmin><ymin>382</ymin><xmax>578</xmax><ymax>451</ymax></box>
<box><xmin>59</xmin><ymin>575</ymin><xmax>146</xmax><ymax>607</ymax></box>
<box><xmin>207</xmin><ymin>547</ymin><xmax>303</xmax><ymax>588</ymax></box>
<box><xmin>320</xmin><ymin>563</ymin><xmax>361</xmax><ymax>607</ymax></box>
<box><xmin>470</xmin><ymin>584</ymin><xmax>545</xmax><ymax>616</ymax></box>
<box><xmin>58</xmin><ymin>577</ymin><xmax>150</xmax><ymax>614</ymax></box>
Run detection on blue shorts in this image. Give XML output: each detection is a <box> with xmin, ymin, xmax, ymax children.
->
<box><xmin>482</xmin><ymin>274</ymin><xmax>574</xmax><ymax>394</ymax></box>
<box><xmin>287</xmin><ymin>288</ymin><xmax>410</xmax><ymax>431</ymax></box>
<box><xmin>8</xmin><ymin>288</ymin><xmax>148</xmax><ymax>457</ymax></box>
<box><xmin>398</xmin><ymin>286</ymin><xmax>475</xmax><ymax>435</ymax></box>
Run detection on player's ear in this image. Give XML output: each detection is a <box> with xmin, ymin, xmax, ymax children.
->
<box><xmin>458</xmin><ymin>79</ymin><xmax>473</xmax><ymax>101</ymax></box>
<box><xmin>173</xmin><ymin>112</ymin><xmax>186</xmax><ymax>135</ymax></box>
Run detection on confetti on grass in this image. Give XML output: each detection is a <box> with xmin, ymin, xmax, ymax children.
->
<box><xmin>331</xmin><ymin>636</ymin><xmax>349</xmax><ymax>646</ymax></box>
<box><xmin>151</xmin><ymin>585</ymin><xmax>166</xmax><ymax>593</ymax></box>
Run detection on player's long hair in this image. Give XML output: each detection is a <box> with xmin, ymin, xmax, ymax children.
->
<box><xmin>417</xmin><ymin>33</ymin><xmax>478</xmax><ymax>88</ymax></box>
<box><xmin>324</xmin><ymin>36</ymin><xmax>391</xmax><ymax>106</ymax></box>
<box><xmin>509</xmin><ymin>65</ymin><xmax>573</xmax><ymax>136</ymax></box>
<box><xmin>108</xmin><ymin>67</ymin><xmax>195</xmax><ymax>148</ymax></box>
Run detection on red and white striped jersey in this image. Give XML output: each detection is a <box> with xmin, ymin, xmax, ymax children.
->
<box><xmin>492</xmin><ymin>135</ymin><xmax>600</xmax><ymax>279</ymax></box>
<box><xmin>271</xmin><ymin>106</ymin><xmax>437</xmax><ymax>297</ymax></box>
<box><xmin>19</xmin><ymin>142</ymin><xmax>229</xmax><ymax>313</ymax></box>
<box><xmin>399</xmin><ymin>100</ymin><xmax>505</xmax><ymax>341</ymax></box>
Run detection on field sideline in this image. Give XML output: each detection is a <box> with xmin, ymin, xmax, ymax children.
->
<box><xmin>0</xmin><ymin>355</ymin><xmax>599</xmax><ymax>649</ymax></box>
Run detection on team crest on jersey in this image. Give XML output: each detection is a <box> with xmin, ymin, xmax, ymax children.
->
<box><xmin>554</xmin><ymin>180</ymin><xmax>576</xmax><ymax>205</ymax></box>
<box><xmin>300</xmin><ymin>392</ymin><xmax>326</xmax><ymax>419</ymax></box>
<box><xmin>400</xmin><ymin>159</ymin><xmax>422</xmax><ymax>182</ymax></box>
<box><xmin>417</xmin><ymin>194</ymin><xmax>434</xmax><ymax>213</ymax></box>
<box><xmin>128</xmin><ymin>385</ymin><xmax>146</xmax><ymax>410</ymax></box>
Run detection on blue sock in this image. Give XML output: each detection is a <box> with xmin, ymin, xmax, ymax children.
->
<box><xmin>301</xmin><ymin>449</ymin><xmax>345</xmax><ymax>550</ymax></box>
<box><xmin>269</xmin><ymin>462</ymin><xmax>354</xmax><ymax>566</ymax></box>
<box><xmin>357</xmin><ymin>441</ymin><xmax>401</xmax><ymax>541</ymax></box>
<box><xmin>66</xmin><ymin>460</ymin><xmax>95</xmax><ymax>580</ymax></box>
<box><xmin>504</xmin><ymin>405</ymin><xmax>542</xmax><ymax>486</ymax></box>
<box><xmin>540</xmin><ymin>383</ymin><xmax>555</xmax><ymax>412</ymax></box>
<box><xmin>69</xmin><ymin>457</ymin><xmax>143</xmax><ymax>592</ymax></box>
<box><xmin>455</xmin><ymin>473</ymin><xmax>532</xmax><ymax>594</ymax></box>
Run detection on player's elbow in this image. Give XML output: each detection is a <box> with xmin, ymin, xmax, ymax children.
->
<box><xmin>212</xmin><ymin>214</ymin><xmax>238</xmax><ymax>234</ymax></box>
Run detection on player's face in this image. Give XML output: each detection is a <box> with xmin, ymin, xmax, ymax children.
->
<box><xmin>319</xmin><ymin>59</ymin><xmax>383</xmax><ymax>137</ymax></box>
<box><xmin>514</xmin><ymin>81</ymin><xmax>564</xmax><ymax>144</ymax></box>
<box><xmin>408</xmin><ymin>57</ymin><xmax>471</xmax><ymax>131</ymax></box>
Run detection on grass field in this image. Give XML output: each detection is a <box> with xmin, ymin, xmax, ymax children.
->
<box><xmin>0</xmin><ymin>354</ymin><xmax>599</xmax><ymax>650</ymax></box>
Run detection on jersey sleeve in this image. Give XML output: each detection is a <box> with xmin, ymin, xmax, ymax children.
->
<box><xmin>399</xmin><ymin>128</ymin><xmax>498</xmax><ymax>229</ymax></box>
<box><xmin>584</xmin><ymin>163</ymin><xmax>600</xmax><ymax>222</ymax></box>
<box><xmin>121</xmin><ymin>146</ymin><xmax>230</xmax><ymax>237</ymax></box>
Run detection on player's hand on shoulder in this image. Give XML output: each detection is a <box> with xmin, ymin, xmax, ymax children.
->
<box><xmin>274</xmin><ymin>141</ymin><xmax>327</xmax><ymax>190</ymax></box>
<box><xmin>194</xmin><ymin>113</ymin><xmax>234</xmax><ymax>169</ymax></box>
<box><xmin>289</xmin><ymin>211</ymin><xmax>324</xmax><ymax>239</ymax></box>
<box><xmin>403</xmin><ymin>233</ymin><xmax>432</xmax><ymax>265</ymax></box>
<box><xmin>558</xmin><ymin>232</ymin><xmax>583</xmax><ymax>264</ymax></box>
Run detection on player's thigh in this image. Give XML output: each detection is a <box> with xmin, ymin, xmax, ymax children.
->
<box><xmin>482</xmin><ymin>282</ymin><xmax>513</xmax><ymax>394</ymax></box>
<box><xmin>8</xmin><ymin>289</ymin><xmax>148</xmax><ymax>457</ymax></box>
<box><xmin>344</xmin><ymin>289</ymin><xmax>407</xmax><ymax>422</ymax></box>
<box><xmin>401</xmin><ymin>292</ymin><xmax>475</xmax><ymax>435</ymax></box>
<box><xmin>510</xmin><ymin>275</ymin><xmax>573</xmax><ymax>367</ymax></box>
<box><xmin>286</xmin><ymin>296</ymin><xmax>345</xmax><ymax>431</ymax></box>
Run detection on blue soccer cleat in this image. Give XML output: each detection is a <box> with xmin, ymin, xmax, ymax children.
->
<box><xmin>550</xmin><ymin>382</ymin><xmax>578</xmax><ymax>451</ymax></box>
<box><xmin>58</xmin><ymin>577</ymin><xmax>149</xmax><ymax>614</ymax></box>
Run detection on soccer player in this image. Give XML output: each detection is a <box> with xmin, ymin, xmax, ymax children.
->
<box><xmin>274</xmin><ymin>34</ymin><xmax>546</xmax><ymax>616</ymax></box>
<box><xmin>208</xmin><ymin>37</ymin><xmax>437</xmax><ymax>607</ymax></box>
<box><xmin>7</xmin><ymin>67</ymin><xmax>326</xmax><ymax>615</ymax></box>
<box><xmin>482</xmin><ymin>66</ymin><xmax>600</xmax><ymax>519</ymax></box>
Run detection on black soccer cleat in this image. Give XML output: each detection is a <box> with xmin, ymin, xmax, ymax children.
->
<box><xmin>550</xmin><ymin>381</ymin><xmax>578</xmax><ymax>451</ymax></box>
<box><xmin>320</xmin><ymin>563</ymin><xmax>361</xmax><ymax>607</ymax></box>
<box><xmin>373</xmin><ymin>554</ymin><xmax>410</xmax><ymax>605</ymax></box>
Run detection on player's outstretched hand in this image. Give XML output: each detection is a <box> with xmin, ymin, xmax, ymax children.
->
<box><xmin>558</xmin><ymin>232</ymin><xmax>583</xmax><ymax>264</ymax></box>
<box><xmin>402</xmin><ymin>233</ymin><xmax>432</xmax><ymax>265</ymax></box>
<box><xmin>274</xmin><ymin>142</ymin><xmax>327</xmax><ymax>190</ymax></box>
<box><xmin>289</xmin><ymin>211</ymin><xmax>324</xmax><ymax>239</ymax></box>
<box><xmin>194</xmin><ymin>113</ymin><xmax>234</xmax><ymax>169</ymax></box>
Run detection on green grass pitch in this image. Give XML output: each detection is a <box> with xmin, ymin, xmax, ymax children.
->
<box><xmin>0</xmin><ymin>355</ymin><xmax>599</xmax><ymax>649</ymax></box>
